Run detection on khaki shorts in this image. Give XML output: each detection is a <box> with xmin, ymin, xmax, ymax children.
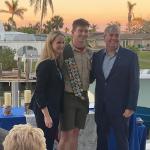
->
<box><xmin>60</xmin><ymin>92</ymin><xmax>89</xmax><ymax>131</ymax></box>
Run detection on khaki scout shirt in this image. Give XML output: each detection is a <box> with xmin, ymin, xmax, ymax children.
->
<box><xmin>60</xmin><ymin>42</ymin><xmax>93</xmax><ymax>93</ymax></box>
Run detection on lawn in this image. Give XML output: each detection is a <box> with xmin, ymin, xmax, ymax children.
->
<box><xmin>138</xmin><ymin>51</ymin><xmax>150</xmax><ymax>69</ymax></box>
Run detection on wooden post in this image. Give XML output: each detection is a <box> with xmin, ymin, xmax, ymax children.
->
<box><xmin>0</xmin><ymin>63</ymin><xmax>2</xmax><ymax>78</ymax></box>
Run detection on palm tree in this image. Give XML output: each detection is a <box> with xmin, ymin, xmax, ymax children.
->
<box><xmin>0</xmin><ymin>0</ymin><xmax>27</xmax><ymax>29</ymax></box>
<box><xmin>51</xmin><ymin>15</ymin><xmax>64</xmax><ymax>31</ymax></box>
<box><xmin>3</xmin><ymin>22</ymin><xmax>11</xmax><ymax>31</ymax></box>
<box><xmin>29</xmin><ymin>0</ymin><xmax>54</xmax><ymax>33</ymax></box>
<box><xmin>90</xmin><ymin>24</ymin><xmax>97</xmax><ymax>33</ymax></box>
<box><xmin>8</xmin><ymin>17</ymin><xmax>16</xmax><ymax>29</ymax></box>
<box><xmin>127</xmin><ymin>1</ymin><xmax>136</xmax><ymax>32</ymax></box>
<box><xmin>43</xmin><ymin>20</ymin><xmax>52</xmax><ymax>33</ymax></box>
<box><xmin>130</xmin><ymin>17</ymin><xmax>144</xmax><ymax>33</ymax></box>
<box><xmin>64</xmin><ymin>27</ymin><xmax>69</xmax><ymax>33</ymax></box>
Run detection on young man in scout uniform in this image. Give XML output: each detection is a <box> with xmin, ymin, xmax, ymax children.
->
<box><xmin>58</xmin><ymin>18</ymin><xmax>92</xmax><ymax>150</ymax></box>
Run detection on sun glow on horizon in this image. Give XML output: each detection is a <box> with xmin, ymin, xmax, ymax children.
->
<box><xmin>0</xmin><ymin>0</ymin><xmax>150</xmax><ymax>31</ymax></box>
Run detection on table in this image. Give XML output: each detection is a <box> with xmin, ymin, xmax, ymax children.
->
<box><xmin>0</xmin><ymin>107</ymin><xmax>147</xmax><ymax>150</ymax></box>
<box><xmin>0</xmin><ymin>107</ymin><xmax>26</xmax><ymax>130</ymax></box>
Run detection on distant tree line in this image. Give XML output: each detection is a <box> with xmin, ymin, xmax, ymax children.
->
<box><xmin>0</xmin><ymin>47</ymin><xmax>17</xmax><ymax>70</ymax></box>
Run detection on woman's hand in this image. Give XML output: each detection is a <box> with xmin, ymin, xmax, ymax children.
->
<box><xmin>41</xmin><ymin>107</ymin><xmax>53</xmax><ymax>128</ymax></box>
<box><xmin>44</xmin><ymin>115</ymin><xmax>53</xmax><ymax>128</ymax></box>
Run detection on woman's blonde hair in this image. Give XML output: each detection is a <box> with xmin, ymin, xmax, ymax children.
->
<box><xmin>36</xmin><ymin>31</ymin><xmax>64</xmax><ymax>68</ymax></box>
<box><xmin>3</xmin><ymin>124</ymin><xmax>46</xmax><ymax>150</ymax></box>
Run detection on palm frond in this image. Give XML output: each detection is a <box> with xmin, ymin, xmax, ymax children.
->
<box><xmin>48</xmin><ymin>0</ymin><xmax>54</xmax><ymax>14</ymax></box>
<box><xmin>14</xmin><ymin>8</ymin><xmax>27</xmax><ymax>19</ymax></box>
<box><xmin>15</xmin><ymin>8</ymin><xmax>27</xmax><ymax>12</ymax></box>
<box><xmin>127</xmin><ymin>1</ymin><xmax>136</xmax><ymax>9</ymax></box>
<box><xmin>34</xmin><ymin>0</ymin><xmax>41</xmax><ymax>14</ymax></box>
<box><xmin>12</xmin><ymin>0</ymin><xmax>18</xmax><ymax>11</ymax></box>
<box><xmin>40</xmin><ymin>0</ymin><xmax>47</xmax><ymax>25</ymax></box>
<box><xmin>14</xmin><ymin>13</ymin><xmax>23</xmax><ymax>19</ymax></box>
<box><xmin>5</xmin><ymin>1</ymin><xmax>12</xmax><ymax>9</ymax></box>
<box><xmin>29</xmin><ymin>0</ymin><xmax>36</xmax><ymax>6</ymax></box>
<box><xmin>127</xmin><ymin>1</ymin><xmax>136</xmax><ymax>14</ymax></box>
<box><xmin>132</xmin><ymin>3</ymin><xmax>136</xmax><ymax>6</ymax></box>
<box><xmin>42</xmin><ymin>0</ymin><xmax>47</xmax><ymax>17</ymax></box>
<box><xmin>0</xmin><ymin>10</ymin><xmax>10</xmax><ymax>13</ymax></box>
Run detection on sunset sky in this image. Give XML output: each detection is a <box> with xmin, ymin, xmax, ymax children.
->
<box><xmin>0</xmin><ymin>0</ymin><xmax>150</xmax><ymax>31</ymax></box>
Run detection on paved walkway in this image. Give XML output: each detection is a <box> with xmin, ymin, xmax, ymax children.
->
<box><xmin>147</xmin><ymin>140</ymin><xmax>150</xmax><ymax>150</ymax></box>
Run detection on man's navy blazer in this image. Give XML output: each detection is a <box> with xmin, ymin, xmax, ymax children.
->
<box><xmin>91</xmin><ymin>47</ymin><xmax>139</xmax><ymax>122</ymax></box>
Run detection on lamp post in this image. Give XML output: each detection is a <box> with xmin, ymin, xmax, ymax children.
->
<box><xmin>22</xmin><ymin>54</ymin><xmax>30</xmax><ymax>80</ymax></box>
<box><xmin>14</xmin><ymin>53</ymin><xmax>21</xmax><ymax>79</ymax></box>
<box><xmin>13</xmin><ymin>53</ymin><xmax>21</xmax><ymax>107</ymax></box>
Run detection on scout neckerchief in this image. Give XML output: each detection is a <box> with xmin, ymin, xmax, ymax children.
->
<box><xmin>63</xmin><ymin>44</ymin><xmax>85</xmax><ymax>100</ymax></box>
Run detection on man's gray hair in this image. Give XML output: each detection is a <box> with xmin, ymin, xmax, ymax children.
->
<box><xmin>104</xmin><ymin>24</ymin><xmax>120</xmax><ymax>35</ymax></box>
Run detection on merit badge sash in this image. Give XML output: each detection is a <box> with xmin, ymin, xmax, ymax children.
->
<box><xmin>63</xmin><ymin>44</ymin><xmax>85</xmax><ymax>100</ymax></box>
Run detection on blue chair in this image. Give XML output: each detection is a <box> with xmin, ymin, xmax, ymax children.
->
<box><xmin>136</xmin><ymin>106</ymin><xmax>150</xmax><ymax>129</ymax></box>
<box><xmin>108</xmin><ymin>114</ymin><xmax>147</xmax><ymax>150</ymax></box>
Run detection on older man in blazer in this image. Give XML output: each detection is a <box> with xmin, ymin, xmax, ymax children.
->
<box><xmin>91</xmin><ymin>24</ymin><xmax>139</xmax><ymax>150</ymax></box>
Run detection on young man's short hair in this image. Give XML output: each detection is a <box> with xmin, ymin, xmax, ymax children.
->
<box><xmin>72</xmin><ymin>18</ymin><xmax>90</xmax><ymax>31</ymax></box>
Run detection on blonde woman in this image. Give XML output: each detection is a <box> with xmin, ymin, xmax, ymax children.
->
<box><xmin>3</xmin><ymin>124</ymin><xmax>46</xmax><ymax>150</ymax></box>
<box><xmin>29</xmin><ymin>31</ymin><xmax>65</xmax><ymax>150</ymax></box>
